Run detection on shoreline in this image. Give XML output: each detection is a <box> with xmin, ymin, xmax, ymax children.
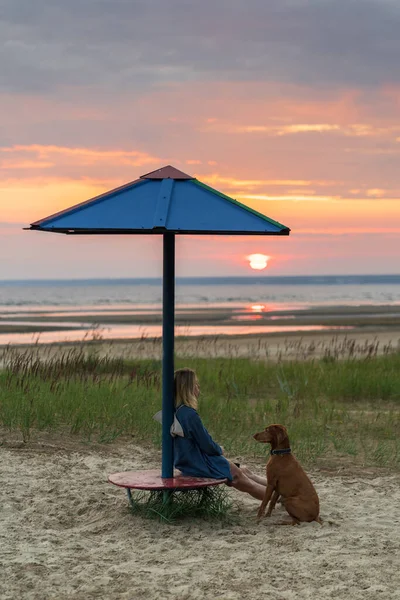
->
<box><xmin>1</xmin><ymin>303</ymin><xmax>400</xmax><ymax>348</ymax></box>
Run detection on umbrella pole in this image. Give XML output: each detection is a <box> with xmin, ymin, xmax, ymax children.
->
<box><xmin>161</xmin><ymin>232</ymin><xmax>175</xmax><ymax>479</ymax></box>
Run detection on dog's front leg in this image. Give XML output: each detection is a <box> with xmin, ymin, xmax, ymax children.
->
<box><xmin>266</xmin><ymin>490</ymin><xmax>280</xmax><ymax>517</ymax></box>
<box><xmin>257</xmin><ymin>484</ymin><xmax>275</xmax><ymax>521</ymax></box>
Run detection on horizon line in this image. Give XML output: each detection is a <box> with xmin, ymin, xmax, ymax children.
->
<box><xmin>1</xmin><ymin>274</ymin><xmax>400</xmax><ymax>285</ymax></box>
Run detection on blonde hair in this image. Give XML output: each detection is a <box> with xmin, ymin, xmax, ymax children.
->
<box><xmin>174</xmin><ymin>368</ymin><xmax>198</xmax><ymax>410</ymax></box>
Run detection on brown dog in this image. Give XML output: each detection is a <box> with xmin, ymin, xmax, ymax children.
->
<box><xmin>253</xmin><ymin>424</ymin><xmax>322</xmax><ymax>525</ymax></box>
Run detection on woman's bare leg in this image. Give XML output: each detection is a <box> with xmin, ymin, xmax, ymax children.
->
<box><xmin>241</xmin><ymin>466</ymin><xmax>268</xmax><ymax>487</ymax></box>
<box><xmin>241</xmin><ymin>467</ymin><xmax>282</xmax><ymax>508</ymax></box>
<box><xmin>228</xmin><ymin>462</ymin><xmax>267</xmax><ymax>501</ymax></box>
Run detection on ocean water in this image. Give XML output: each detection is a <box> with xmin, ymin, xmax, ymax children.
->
<box><xmin>0</xmin><ymin>276</ymin><xmax>399</xmax><ymax>345</ymax></box>
<box><xmin>1</xmin><ymin>275</ymin><xmax>400</xmax><ymax>308</ymax></box>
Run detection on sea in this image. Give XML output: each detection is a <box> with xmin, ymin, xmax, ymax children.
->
<box><xmin>1</xmin><ymin>275</ymin><xmax>400</xmax><ymax>346</ymax></box>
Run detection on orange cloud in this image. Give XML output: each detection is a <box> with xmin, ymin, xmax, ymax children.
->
<box><xmin>0</xmin><ymin>179</ymin><xmax>109</xmax><ymax>223</ymax></box>
<box><xmin>0</xmin><ymin>145</ymin><xmax>162</xmax><ymax>167</ymax></box>
<box><xmin>0</xmin><ymin>159</ymin><xmax>54</xmax><ymax>170</ymax></box>
<box><xmin>0</xmin><ymin>145</ymin><xmax>165</xmax><ymax>209</ymax></box>
<box><xmin>366</xmin><ymin>188</ymin><xmax>386</xmax><ymax>197</ymax></box>
<box><xmin>200</xmin><ymin>174</ymin><xmax>316</xmax><ymax>188</ymax></box>
<box><xmin>237</xmin><ymin>194</ymin><xmax>338</xmax><ymax>202</ymax></box>
<box><xmin>201</xmin><ymin>121</ymin><xmax>400</xmax><ymax>138</ymax></box>
<box><xmin>244</xmin><ymin>196</ymin><xmax>400</xmax><ymax>235</ymax></box>
<box><xmin>234</xmin><ymin>124</ymin><xmax>341</xmax><ymax>135</ymax></box>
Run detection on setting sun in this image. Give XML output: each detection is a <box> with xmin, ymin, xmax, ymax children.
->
<box><xmin>247</xmin><ymin>254</ymin><xmax>270</xmax><ymax>270</ymax></box>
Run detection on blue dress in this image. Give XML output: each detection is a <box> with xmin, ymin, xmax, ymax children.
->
<box><xmin>173</xmin><ymin>405</ymin><xmax>232</xmax><ymax>481</ymax></box>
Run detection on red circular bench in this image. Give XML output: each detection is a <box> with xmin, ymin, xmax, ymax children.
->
<box><xmin>108</xmin><ymin>469</ymin><xmax>228</xmax><ymax>508</ymax></box>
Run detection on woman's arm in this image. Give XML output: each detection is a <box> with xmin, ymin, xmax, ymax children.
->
<box><xmin>187</xmin><ymin>410</ymin><xmax>223</xmax><ymax>456</ymax></box>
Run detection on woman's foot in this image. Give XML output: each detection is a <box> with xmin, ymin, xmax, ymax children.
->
<box><xmin>228</xmin><ymin>462</ymin><xmax>267</xmax><ymax>501</ymax></box>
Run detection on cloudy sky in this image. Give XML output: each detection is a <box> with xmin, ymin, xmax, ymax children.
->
<box><xmin>1</xmin><ymin>0</ymin><xmax>399</xmax><ymax>278</ymax></box>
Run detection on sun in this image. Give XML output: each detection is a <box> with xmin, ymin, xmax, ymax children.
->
<box><xmin>247</xmin><ymin>254</ymin><xmax>270</xmax><ymax>270</ymax></box>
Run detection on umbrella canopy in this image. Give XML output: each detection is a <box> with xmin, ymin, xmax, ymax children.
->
<box><xmin>29</xmin><ymin>165</ymin><xmax>290</xmax><ymax>235</ymax></box>
<box><xmin>28</xmin><ymin>165</ymin><xmax>290</xmax><ymax>480</ymax></box>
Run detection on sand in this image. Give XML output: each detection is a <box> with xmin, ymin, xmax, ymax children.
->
<box><xmin>1</xmin><ymin>435</ymin><xmax>400</xmax><ymax>600</ymax></box>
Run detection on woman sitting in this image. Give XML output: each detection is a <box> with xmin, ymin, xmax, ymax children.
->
<box><xmin>173</xmin><ymin>368</ymin><xmax>267</xmax><ymax>500</ymax></box>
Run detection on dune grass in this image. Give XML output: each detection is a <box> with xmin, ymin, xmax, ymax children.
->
<box><xmin>128</xmin><ymin>486</ymin><xmax>233</xmax><ymax>524</ymax></box>
<box><xmin>0</xmin><ymin>344</ymin><xmax>399</xmax><ymax>469</ymax></box>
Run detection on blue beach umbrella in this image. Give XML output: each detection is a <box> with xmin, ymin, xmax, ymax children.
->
<box><xmin>28</xmin><ymin>165</ymin><xmax>290</xmax><ymax>477</ymax></box>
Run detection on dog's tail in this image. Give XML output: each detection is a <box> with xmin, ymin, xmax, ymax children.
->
<box><xmin>315</xmin><ymin>516</ymin><xmax>323</xmax><ymax>526</ymax></box>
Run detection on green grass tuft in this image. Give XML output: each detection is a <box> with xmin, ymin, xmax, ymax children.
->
<box><xmin>127</xmin><ymin>486</ymin><xmax>233</xmax><ymax>523</ymax></box>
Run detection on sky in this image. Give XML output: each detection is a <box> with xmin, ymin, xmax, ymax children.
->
<box><xmin>1</xmin><ymin>0</ymin><xmax>399</xmax><ymax>279</ymax></box>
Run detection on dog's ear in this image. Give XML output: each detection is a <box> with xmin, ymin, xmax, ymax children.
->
<box><xmin>275</xmin><ymin>425</ymin><xmax>288</xmax><ymax>446</ymax></box>
<box><xmin>266</xmin><ymin>426</ymin><xmax>277</xmax><ymax>446</ymax></box>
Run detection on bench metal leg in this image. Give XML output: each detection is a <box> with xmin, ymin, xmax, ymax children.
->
<box><xmin>126</xmin><ymin>488</ymin><xmax>135</xmax><ymax>509</ymax></box>
<box><xmin>163</xmin><ymin>490</ymin><xmax>173</xmax><ymax>505</ymax></box>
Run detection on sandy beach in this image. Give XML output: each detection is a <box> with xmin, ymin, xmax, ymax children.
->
<box><xmin>1</xmin><ymin>433</ymin><xmax>399</xmax><ymax>600</ymax></box>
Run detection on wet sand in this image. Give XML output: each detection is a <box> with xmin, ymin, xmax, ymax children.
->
<box><xmin>1</xmin><ymin>304</ymin><xmax>400</xmax><ymax>360</ymax></box>
<box><xmin>2</xmin><ymin>304</ymin><xmax>400</xmax><ymax>330</ymax></box>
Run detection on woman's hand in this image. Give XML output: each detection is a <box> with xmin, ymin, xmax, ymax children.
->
<box><xmin>220</xmin><ymin>445</ymin><xmax>225</xmax><ymax>455</ymax></box>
